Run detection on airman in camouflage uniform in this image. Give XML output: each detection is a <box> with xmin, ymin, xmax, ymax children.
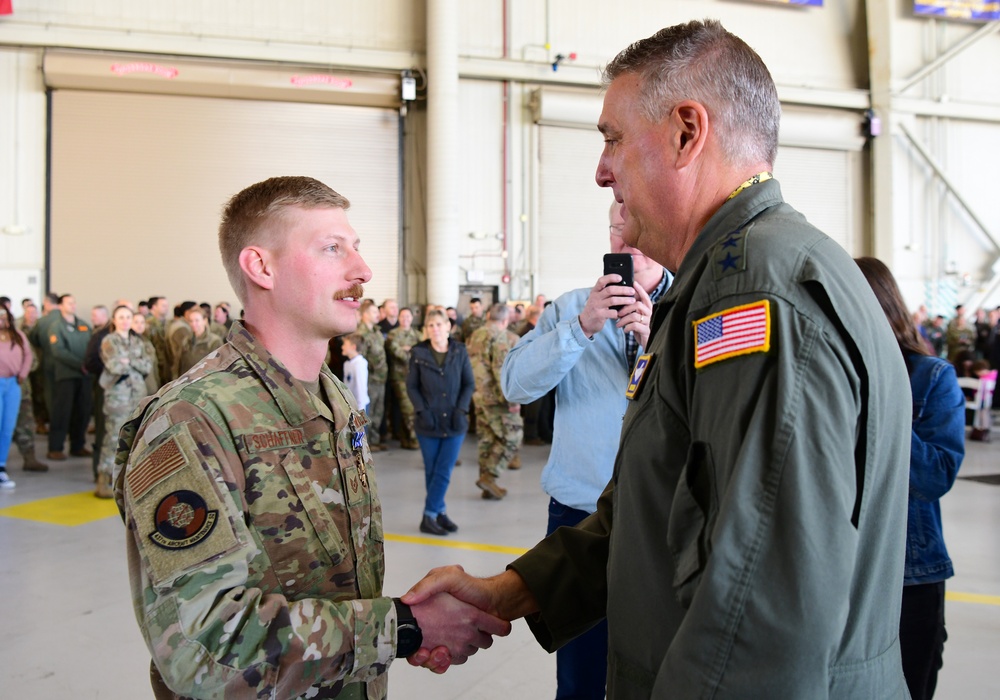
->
<box><xmin>466</xmin><ymin>304</ymin><xmax>522</xmax><ymax>500</ymax></box>
<box><xmin>359</xmin><ymin>301</ymin><xmax>388</xmax><ymax>450</ymax></box>
<box><xmin>13</xmin><ymin>312</ymin><xmax>47</xmax><ymax>471</ymax></box>
<box><xmin>460</xmin><ymin>298</ymin><xmax>486</xmax><ymax>342</ymax></box>
<box><xmin>385</xmin><ymin>308</ymin><xmax>421</xmax><ymax>450</ymax></box>
<box><xmin>115</xmin><ymin>325</ymin><xmax>393</xmax><ymax>699</ymax></box>
<box><xmin>145</xmin><ymin>297</ymin><xmax>171</xmax><ymax>388</ymax></box>
<box><xmin>114</xmin><ymin>176</ymin><xmax>509</xmax><ymax>699</ymax></box>
<box><xmin>97</xmin><ymin>315</ymin><xmax>152</xmax><ymax>497</ymax></box>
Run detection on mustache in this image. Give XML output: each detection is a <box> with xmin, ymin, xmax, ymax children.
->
<box><xmin>333</xmin><ymin>284</ymin><xmax>365</xmax><ymax>301</ymax></box>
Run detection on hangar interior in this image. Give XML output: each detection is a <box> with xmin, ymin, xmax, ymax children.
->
<box><xmin>1</xmin><ymin>1</ymin><xmax>999</xmax><ymax>698</ymax></box>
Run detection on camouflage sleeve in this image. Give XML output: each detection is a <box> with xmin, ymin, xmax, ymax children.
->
<box><xmin>119</xmin><ymin>400</ymin><xmax>398</xmax><ymax>698</ymax></box>
<box><xmin>491</xmin><ymin>337</ymin><xmax>510</xmax><ymax>403</ymax></box>
<box><xmin>384</xmin><ymin>332</ymin><xmax>408</xmax><ymax>364</ymax></box>
<box><xmin>130</xmin><ymin>337</ymin><xmax>154</xmax><ymax>378</ymax></box>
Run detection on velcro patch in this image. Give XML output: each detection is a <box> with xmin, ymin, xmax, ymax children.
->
<box><xmin>128</xmin><ymin>425</ymin><xmax>240</xmax><ymax>586</ymax></box>
<box><xmin>693</xmin><ymin>300</ymin><xmax>771</xmax><ymax>369</ymax></box>
<box><xmin>626</xmin><ymin>354</ymin><xmax>654</xmax><ymax>400</ymax></box>
<box><xmin>244</xmin><ymin>429</ymin><xmax>308</xmax><ymax>453</ymax></box>
<box><xmin>127</xmin><ymin>437</ymin><xmax>186</xmax><ymax>499</ymax></box>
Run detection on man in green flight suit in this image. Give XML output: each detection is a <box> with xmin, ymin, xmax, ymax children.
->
<box><xmin>403</xmin><ymin>21</ymin><xmax>912</xmax><ymax>699</ymax></box>
<box><xmin>114</xmin><ymin>176</ymin><xmax>509</xmax><ymax>700</ymax></box>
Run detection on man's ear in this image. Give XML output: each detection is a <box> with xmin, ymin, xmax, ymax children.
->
<box><xmin>239</xmin><ymin>246</ymin><xmax>275</xmax><ymax>292</ymax></box>
<box><xmin>671</xmin><ymin>100</ymin><xmax>709</xmax><ymax>168</ymax></box>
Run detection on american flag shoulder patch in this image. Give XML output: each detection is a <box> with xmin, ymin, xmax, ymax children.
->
<box><xmin>127</xmin><ymin>437</ymin><xmax>187</xmax><ymax>500</ymax></box>
<box><xmin>693</xmin><ymin>300</ymin><xmax>771</xmax><ymax>369</ymax></box>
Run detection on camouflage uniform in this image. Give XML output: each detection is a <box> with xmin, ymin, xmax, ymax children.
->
<box><xmin>385</xmin><ymin>326</ymin><xmax>421</xmax><ymax>449</ymax></box>
<box><xmin>176</xmin><ymin>330</ymin><xmax>223</xmax><ymax>378</ymax></box>
<box><xmin>97</xmin><ymin>332</ymin><xmax>152</xmax><ymax>478</ymax></box>
<box><xmin>113</xmin><ymin>324</ymin><xmax>395</xmax><ymax>699</ymax></box>
<box><xmin>167</xmin><ymin>320</ymin><xmax>194</xmax><ymax>382</ymax></box>
<box><xmin>359</xmin><ymin>324</ymin><xmax>388</xmax><ymax>447</ymax></box>
<box><xmin>145</xmin><ymin>315</ymin><xmax>171</xmax><ymax>388</ymax></box>
<box><xmin>460</xmin><ymin>314</ymin><xmax>485</xmax><ymax>343</ymax></box>
<box><xmin>12</xmin><ymin>320</ymin><xmax>41</xmax><ymax>465</ymax></box>
<box><xmin>467</xmin><ymin>325</ymin><xmax>523</xmax><ymax>480</ymax></box>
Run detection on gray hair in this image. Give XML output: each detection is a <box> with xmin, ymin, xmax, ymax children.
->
<box><xmin>487</xmin><ymin>303</ymin><xmax>510</xmax><ymax>322</ymax></box>
<box><xmin>602</xmin><ymin>19</ymin><xmax>780</xmax><ymax>168</ymax></box>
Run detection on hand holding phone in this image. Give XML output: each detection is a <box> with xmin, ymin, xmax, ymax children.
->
<box><xmin>603</xmin><ymin>253</ymin><xmax>634</xmax><ymax>311</ymax></box>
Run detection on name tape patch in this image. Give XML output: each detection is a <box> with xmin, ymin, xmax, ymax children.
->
<box><xmin>244</xmin><ymin>429</ymin><xmax>308</xmax><ymax>453</ymax></box>
<box><xmin>693</xmin><ymin>300</ymin><xmax>771</xmax><ymax>369</ymax></box>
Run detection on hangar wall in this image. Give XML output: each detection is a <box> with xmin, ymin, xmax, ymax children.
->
<box><xmin>0</xmin><ymin>0</ymin><xmax>998</xmax><ymax>312</ymax></box>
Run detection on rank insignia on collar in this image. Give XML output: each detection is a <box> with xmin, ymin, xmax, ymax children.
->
<box><xmin>626</xmin><ymin>354</ymin><xmax>654</xmax><ymax>400</ymax></box>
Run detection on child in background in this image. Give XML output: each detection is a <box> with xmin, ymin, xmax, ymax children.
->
<box><xmin>341</xmin><ymin>334</ymin><xmax>370</xmax><ymax>413</ymax></box>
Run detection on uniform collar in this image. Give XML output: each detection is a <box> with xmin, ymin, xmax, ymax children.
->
<box><xmin>667</xmin><ymin>177</ymin><xmax>785</xmax><ymax>300</ymax></box>
<box><xmin>227</xmin><ymin>321</ymin><xmax>331</xmax><ymax>427</ymax></box>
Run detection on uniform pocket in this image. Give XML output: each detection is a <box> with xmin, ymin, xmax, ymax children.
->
<box><xmin>666</xmin><ymin>441</ymin><xmax>717</xmax><ymax>609</ymax></box>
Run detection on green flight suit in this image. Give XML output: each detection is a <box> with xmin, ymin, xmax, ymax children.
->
<box><xmin>510</xmin><ymin>178</ymin><xmax>911</xmax><ymax>699</ymax></box>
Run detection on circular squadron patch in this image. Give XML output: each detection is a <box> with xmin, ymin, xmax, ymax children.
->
<box><xmin>149</xmin><ymin>490</ymin><xmax>218</xmax><ymax>550</ymax></box>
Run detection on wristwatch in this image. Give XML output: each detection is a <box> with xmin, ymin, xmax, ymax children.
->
<box><xmin>392</xmin><ymin>598</ymin><xmax>423</xmax><ymax>659</ymax></box>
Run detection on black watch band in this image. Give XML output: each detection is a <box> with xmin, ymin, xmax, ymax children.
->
<box><xmin>392</xmin><ymin>598</ymin><xmax>423</xmax><ymax>659</ymax></box>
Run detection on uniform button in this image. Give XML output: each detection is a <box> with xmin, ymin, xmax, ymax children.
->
<box><xmin>443</xmin><ymin>412</ymin><xmax>448</xmax><ymax>417</ymax></box>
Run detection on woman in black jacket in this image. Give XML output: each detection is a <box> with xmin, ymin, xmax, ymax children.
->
<box><xmin>406</xmin><ymin>308</ymin><xmax>475</xmax><ymax>536</ymax></box>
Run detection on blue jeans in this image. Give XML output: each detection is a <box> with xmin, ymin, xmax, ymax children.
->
<box><xmin>547</xmin><ymin>498</ymin><xmax>608</xmax><ymax>700</ymax></box>
<box><xmin>417</xmin><ymin>434</ymin><xmax>464</xmax><ymax>518</ymax></box>
<box><xmin>0</xmin><ymin>377</ymin><xmax>22</xmax><ymax>467</ymax></box>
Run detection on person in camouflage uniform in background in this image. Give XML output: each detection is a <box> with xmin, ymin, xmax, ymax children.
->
<box><xmin>113</xmin><ymin>176</ymin><xmax>507</xmax><ymax>700</ymax></box>
<box><xmin>459</xmin><ymin>297</ymin><xmax>485</xmax><ymax>342</ymax></box>
<box><xmin>96</xmin><ymin>306</ymin><xmax>152</xmax><ymax>498</ymax></box>
<box><xmin>144</xmin><ymin>297</ymin><xmax>171</xmax><ymax>388</ymax></box>
<box><xmin>467</xmin><ymin>303</ymin><xmax>522</xmax><ymax>500</ymax></box>
<box><xmin>358</xmin><ymin>300</ymin><xmax>389</xmax><ymax>451</ymax></box>
<box><xmin>385</xmin><ymin>307</ymin><xmax>420</xmax><ymax>450</ymax></box>
<box><xmin>13</xmin><ymin>303</ymin><xmax>47</xmax><ymax>472</ymax></box>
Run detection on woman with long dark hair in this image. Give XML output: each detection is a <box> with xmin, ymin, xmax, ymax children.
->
<box><xmin>406</xmin><ymin>308</ymin><xmax>474</xmax><ymax>536</ymax></box>
<box><xmin>0</xmin><ymin>305</ymin><xmax>32</xmax><ymax>489</ymax></box>
<box><xmin>855</xmin><ymin>257</ymin><xmax>964</xmax><ymax>700</ymax></box>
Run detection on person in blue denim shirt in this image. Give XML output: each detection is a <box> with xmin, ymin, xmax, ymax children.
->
<box><xmin>856</xmin><ymin>257</ymin><xmax>965</xmax><ymax>700</ymax></box>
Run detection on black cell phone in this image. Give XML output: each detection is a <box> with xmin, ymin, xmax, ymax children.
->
<box><xmin>603</xmin><ymin>253</ymin><xmax>634</xmax><ymax>311</ymax></box>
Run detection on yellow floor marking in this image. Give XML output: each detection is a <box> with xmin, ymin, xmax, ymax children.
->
<box><xmin>946</xmin><ymin>591</ymin><xmax>1000</xmax><ymax>607</ymax></box>
<box><xmin>0</xmin><ymin>491</ymin><xmax>119</xmax><ymax>526</ymax></box>
<box><xmin>2</xmin><ymin>499</ymin><xmax>998</xmax><ymax>610</ymax></box>
<box><xmin>386</xmin><ymin>533</ymin><xmax>529</xmax><ymax>556</ymax></box>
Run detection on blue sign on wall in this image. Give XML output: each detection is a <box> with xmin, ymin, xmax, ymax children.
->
<box><xmin>914</xmin><ymin>1</ymin><xmax>1000</xmax><ymax>21</ymax></box>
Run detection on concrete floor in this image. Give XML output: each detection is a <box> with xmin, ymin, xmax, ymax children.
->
<box><xmin>1</xmin><ymin>432</ymin><xmax>998</xmax><ymax>699</ymax></box>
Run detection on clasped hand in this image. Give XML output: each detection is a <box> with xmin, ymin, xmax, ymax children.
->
<box><xmin>401</xmin><ymin>565</ymin><xmax>539</xmax><ymax>674</ymax></box>
<box><xmin>404</xmin><ymin>577</ymin><xmax>511</xmax><ymax>673</ymax></box>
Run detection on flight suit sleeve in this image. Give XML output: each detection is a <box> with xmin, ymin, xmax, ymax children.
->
<box><xmin>651</xmin><ymin>293</ymin><xmax>869</xmax><ymax>697</ymax></box>
<box><xmin>119</xmin><ymin>401</ymin><xmax>397</xmax><ymax>699</ymax></box>
<box><xmin>508</xmin><ymin>479</ymin><xmax>613</xmax><ymax>651</ymax></box>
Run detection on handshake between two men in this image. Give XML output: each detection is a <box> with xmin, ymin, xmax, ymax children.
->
<box><xmin>402</xmin><ymin>566</ymin><xmax>537</xmax><ymax>673</ymax></box>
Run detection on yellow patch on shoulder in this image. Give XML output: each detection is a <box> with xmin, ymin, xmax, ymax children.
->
<box><xmin>693</xmin><ymin>300</ymin><xmax>771</xmax><ymax>369</ymax></box>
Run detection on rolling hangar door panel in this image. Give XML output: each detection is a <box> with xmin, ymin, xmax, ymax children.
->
<box><xmin>536</xmin><ymin>124</ymin><xmax>613</xmax><ymax>300</ymax></box>
<box><xmin>531</xmin><ymin>89</ymin><xmax>865</xmax><ymax>297</ymax></box>
<box><xmin>48</xmin><ymin>85</ymin><xmax>399</xmax><ymax>314</ymax></box>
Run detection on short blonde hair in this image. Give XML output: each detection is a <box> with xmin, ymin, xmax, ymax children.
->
<box><xmin>219</xmin><ymin>176</ymin><xmax>350</xmax><ymax>303</ymax></box>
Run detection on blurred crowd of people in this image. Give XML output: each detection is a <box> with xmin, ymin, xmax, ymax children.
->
<box><xmin>0</xmin><ymin>291</ymin><xmax>548</xmax><ymax>502</ymax></box>
<box><xmin>0</xmin><ymin>294</ymin><xmax>232</xmax><ymax>493</ymax></box>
